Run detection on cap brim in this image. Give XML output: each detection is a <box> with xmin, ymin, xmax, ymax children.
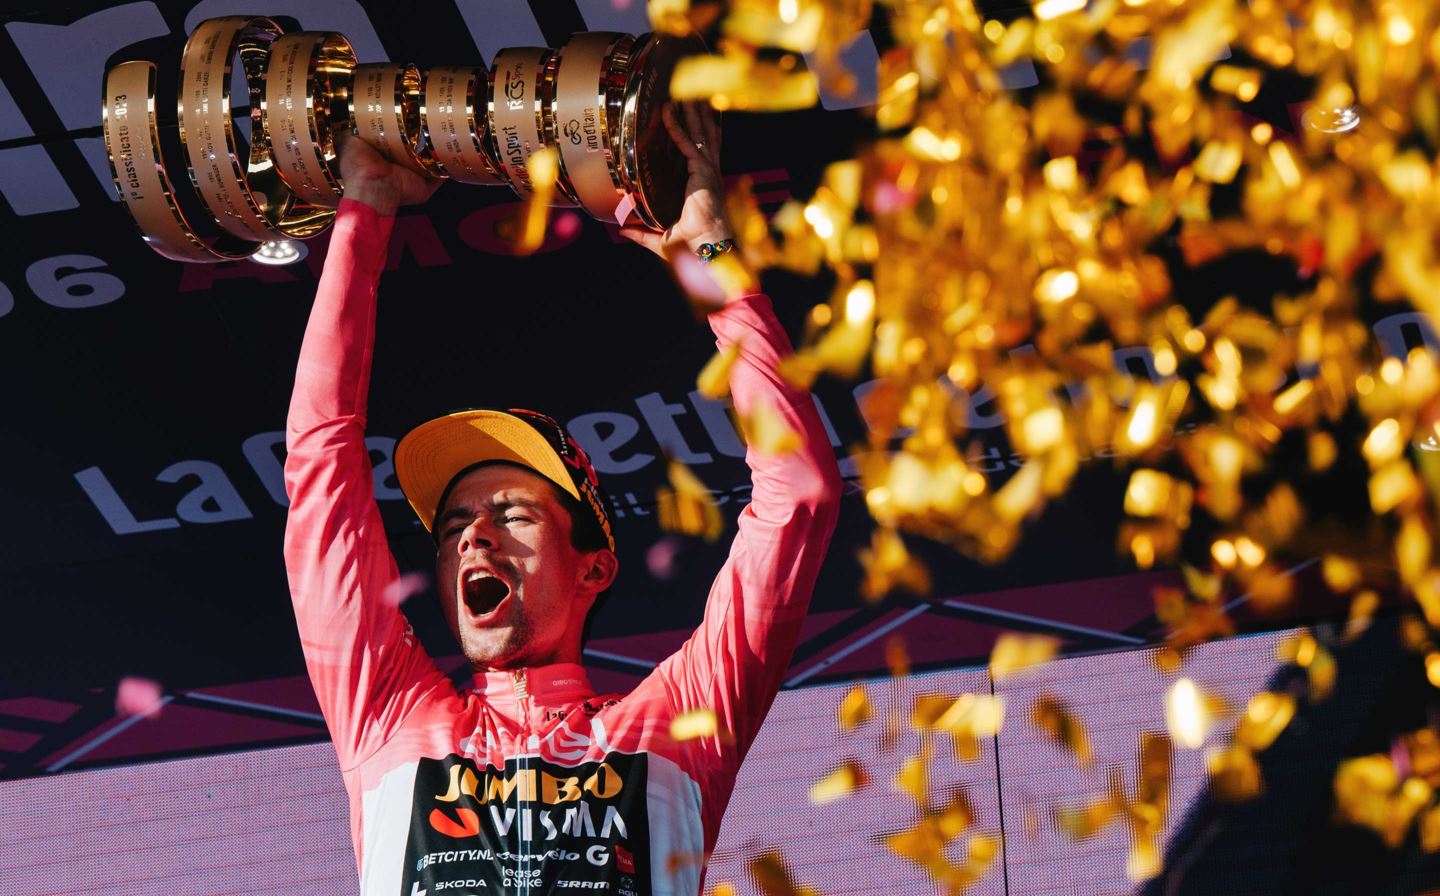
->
<box><xmin>394</xmin><ymin>409</ymin><xmax>580</xmax><ymax>533</ymax></box>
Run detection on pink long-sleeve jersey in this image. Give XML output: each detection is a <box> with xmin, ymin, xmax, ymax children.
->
<box><xmin>283</xmin><ymin>200</ymin><xmax>841</xmax><ymax>896</ymax></box>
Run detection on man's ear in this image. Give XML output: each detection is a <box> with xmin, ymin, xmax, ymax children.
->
<box><xmin>580</xmin><ymin>549</ymin><xmax>619</xmax><ymax>593</ymax></box>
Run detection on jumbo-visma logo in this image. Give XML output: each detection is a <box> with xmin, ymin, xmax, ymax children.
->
<box><xmin>429</xmin><ymin>758</ymin><xmax>628</xmax><ymax>840</ymax></box>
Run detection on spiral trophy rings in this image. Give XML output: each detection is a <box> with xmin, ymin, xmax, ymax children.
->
<box><xmin>264</xmin><ymin>31</ymin><xmax>355</xmax><ymax>207</ymax></box>
<box><xmin>102</xmin><ymin>16</ymin><xmax>706</xmax><ymax>263</ymax></box>
<box><xmin>421</xmin><ymin>66</ymin><xmax>506</xmax><ymax>186</ymax></box>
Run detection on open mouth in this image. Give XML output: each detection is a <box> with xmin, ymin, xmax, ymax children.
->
<box><xmin>462</xmin><ymin>572</ymin><xmax>511</xmax><ymax>620</ymax></box>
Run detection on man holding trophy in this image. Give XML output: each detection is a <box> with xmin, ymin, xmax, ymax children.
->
<box><xmin>281</xmin><ymin>96</ymin><xmax>842</xmax><ymax>895</ymax></box>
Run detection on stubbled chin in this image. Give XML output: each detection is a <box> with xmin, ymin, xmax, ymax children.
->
<box><xmin>460</xmin><ymin>622</ymin><xmax>523</xmax><ymax>667</ymax></box>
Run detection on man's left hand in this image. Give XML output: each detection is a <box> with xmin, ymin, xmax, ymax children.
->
<box><xmin>619</xmin><ymin>102</ymin><xmax>733</xmax><ymax>258</ymax></box>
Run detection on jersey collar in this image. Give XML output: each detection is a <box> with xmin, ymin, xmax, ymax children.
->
<box><xmin>470</xmin><ymin>663</ymin><xmax>595</xmax><ymax>704</ymax></box>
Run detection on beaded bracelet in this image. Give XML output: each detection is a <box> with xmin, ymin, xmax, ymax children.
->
<box><xmin>695</xmin><ymin>238</ymin><xmax>737</xmax><ymax>263</ymax></box>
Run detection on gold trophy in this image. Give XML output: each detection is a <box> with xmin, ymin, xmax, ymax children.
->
<box><xmin>102</xmin><ymin>16</ymin><xmax>703</xmax><ymax>263</ymax></box>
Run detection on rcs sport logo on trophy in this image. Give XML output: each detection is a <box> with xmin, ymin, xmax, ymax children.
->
<box><xmin>101</xmin><ymin>16</ymin><xmax>702</xmax><ymax>263</ymax></box>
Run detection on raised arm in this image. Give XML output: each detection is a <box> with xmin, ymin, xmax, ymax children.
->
<box><xmin>623</xmin><ymin>103</ymin><xmax>843</xmax><ymax>839</ymax></box>
<box><xmin>655</xmin><ymin>291</ymin><xmax>842</xmax><ymax>755</ymax></box>
<box><xmin>282</xmin><ymin>140</ymin><xmax>446</xmax><ymax>771</ymax></box>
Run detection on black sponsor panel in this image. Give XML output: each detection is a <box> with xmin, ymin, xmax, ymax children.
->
<box><xmin>403</xmin><ymin>752</ymin><xmax>650</xmax><ymax>895</ymax></box>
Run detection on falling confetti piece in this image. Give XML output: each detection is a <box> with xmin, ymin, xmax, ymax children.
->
<box><xmin>1165</xmin><ymin>678</ymin><xmax>1216</xmax><ymax>749</ymax></box>
<box><xmin>933</xmin><ymin>694</ymin><xmax>1006</xmax><ymax>750</ymax></box>
<box><xmin>1127</xmin><ymin>836</ymin><xmax>1163</xmax><ymax>882</ymax></box>
<box><xmin>671</xmin><ymin>52</ymin><xmax>820</xmax><ymax>111</ymax></box>
<box><xmin>115</xmin><ymin>676</ymin><xmax>164</xmax><ymax>720</ymax></box>
<box><xmin>1208</xmin><ymin>743</ymin><xmax>1263</xmax><ymax>801</ymax></box>
<box><xmin>809</xmin><ymin>759</ymin><xmax>868</xmax><ymax>804</ymax></box>
<box><xmin>860</xmin><ymin>528</ymin><xmax>931</xmax><ymax>602</ymax></box>
<box><xmin>665</xmin><ymin>851</ymin><xmax>706</xmax><ymax>874</ymax></box>
<box><xmin>672</xmin><ymin>250</ymin><xmax>758</xmax><ymax>308</ymax></box>
<box><xmin>747</xmin><ymin>851</ymin><xmax>815</xmax><ymax>896</ymax></box>
<box><xmin>657</xmin><ymin>460</ymin><xmax>723</xmax><ymax>541</ymax></box>
<box><xmin>646</xmin><ymin>536</ymin><xmax>683</xmax><ymax>581</ymax></box>
<box><xmin>515</xmin><ymin>146</ymin><xmax>558</xmax><ymax>255</ymax></box>
<box><xmin>382</xmin><ymin>571</ymin><xmax>430</xmax><ymax>607</ymax></box>
<box><xmin>989</xmin><ymin>633</ymin><xmax>1060</xmax><ymax>681</ymax></box>
<box><xmin>552</xmin><ymin>210</ymin><xmax>582</xmax><ymax>240</ymax></box>
<box><xmin>1333</xmin><ymin>755</ymin><xmax>1434</xmax><ymax>847</ymax></box>
<box><xmin>1032</xmin><ymin>694</ymin><xmax>1092</xmax><ymax>766</ymax></box>
<box><xmin>670</xmin><ymin>708</ymin><xmax>719</xmax><ymax>741</ymax></box>
<box><xmin>740</xmin><ymin>398</ymin><xmax>804</xmax><ymax>455</ymax></box>
<box><xmin>838</xmin><ymin>686</ymin><xmax>872</xmax><ymax>730</ymax></box>
<box><xmin>1278</xmin><ymin>630</ymin><xmax>1337</xmax><ymax>700</ymax></box>
<box><xmin>1056</xmin><ymin>792</ymin><xmax>1121</xmax><ymax>840</ymax></box>
<box><xmin>1321</xmin><ymin>553</ymin><xmax>1360</xmax><ymax>590</ymax></box>
<box><xmin>893</xmin><ymin>749</ymin><xmax>930</xmax><ymax>802</ymax></box>
<box><xmin>1344</xmin><ymin>589</ymin><xmax>1381</xmax><ymax>642</ymax></box>
<box><xmin>932</xmin><ymin>788</ymin><xmax>975</xmax><ymax>839</ymax></box>
<box><xmin>885</xmin><ymin>634</ymin><xmax>911</xmax><ymax>678</ymax></box>
<box><xmin>1234</xmin><ymin>691</ymin><xmax>1296</xmax><ymax>751</ymax></box>
<box><xmin>696</xmin><ymin>342</ymin><xmax>742</xmax><ymax>399</ymax></box>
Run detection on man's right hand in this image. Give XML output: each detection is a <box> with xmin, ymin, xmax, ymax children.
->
<box><xmin>337</xmin><ymin>132</ymin><xmax>442</xmax><ymax>216</ymax></box>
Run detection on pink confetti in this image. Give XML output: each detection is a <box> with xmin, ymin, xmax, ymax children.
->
<box><xmin>610</xmin><ymin>0</ymin><xmax>632</xmax><ymax>7</ymax></box>
<box><xmin>383</xmin><ymin>571</ymin><xmax>431</xmax><ymax>606</ymax></box>
<box><xmin>613</xmin><ymin>193</ymin><xmax>637</xmax><ymax>226</ymax></box>
<box><xmin>115</xmin><ymin>677</ymin><xmax>164</xmax><ymax>720</ymax></box>
<box><xmin>1391</xmin><ymin>735</ymin><xmax>1412</xmax><ymax>779</ymax></box>
<box><xmin>647</xmin><ymin>537</ymin><xmax>683</xmax><ymax>581</ymax></box>
<box><xmin>671</xmin><ymin>251</ymin><xmax>729</xmax><ymax>307</ymax></box>
<box><xmin>554</xmin><ymin>211</ymin><xmax>582</xmax><ymax>240</ymax></box>
<box><xmin>871</xmin><ymin>181</ymin><xmax>917</xmax><ymax>214</ymax></box>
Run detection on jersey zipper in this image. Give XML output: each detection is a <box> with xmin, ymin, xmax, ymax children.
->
<box><xmin>513</xmin><ymin>669</ymin><xmax>530</xmax><ymax>896</ymax></box>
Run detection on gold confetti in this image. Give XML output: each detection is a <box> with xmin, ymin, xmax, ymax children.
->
<box><xmin>934</xmin><ymin>694</ymin><xmax>1006</xmax><ymax>760</ymax></box>
<box><xmin>1278</xmin><ymin>630</ymin><xmax>1337</xmax><ymax>700</ymax></box>
<box><xmin>1165</xmin><ymin>678</ymin><xmax>1220</xmax><ymax>749</ymax></box>
<box><xmin>989</xmin><ymin>633</ymin><xmax>1060</xmax><ymax>681</ymax></box>
<box><xmin>810</xmin><ymin>759</ymin><xmax>868</xmax><ymax>804</ymax></box>
<box><xmin>747</xmin><ymin>851</ymin><xmax>818</xmax><ymax>896</ymax></box>
<box><xmin>1124</xmin><ymin>470</ymin><xmax>1194</xmax><ymax>522</ymax></box>
<box><xmin>1333</xmin><ymin>756</ymin><xmax>1435</xmax><ymax>848</ymax></box>
<box><xmin>1033</xmin><ymin>0</ymin><xmax>1085</xmax><ymax>21</ymax></box>
<box><xmin>1056</xmin><ymin>792</ymin><xmax>1121</xmax><ymax>840</ymax></box>
<box><xmin>1155</xmin><ymin>585</ymin><xmax>1235</xmax><ymax>653</ymax></box>
<box><xmin>933</xmin><ymin>789</ymin><xmax>975</xmax><ymax>839</ymax></box>
<box><xmin>515</xmin><ymin>146</ymin><xmax>558</xmax><ymax>255</ymax></box>
<box><xmin>1233</xmin><ymin>691</ymin><xmax>1296</xmax><ymax>751</ymax></box>
<box><xmin>1344</xmin><ymin>589</ymin><xmax>1380</xmax><ymax>642</ymax></box>
<box><xmin>696</xmin><ymin>342</ymin><xmax>742</xmax><ymax>399</ymax></box>
<box><xmin>693</xmin><ymin>0</ymin><xmax>1440</xmax><ymax>877</ymax></box>
<box><xmin>894</xmin><ymin>749</ymin><xmax>930</xmax><ymax>802</ymax></box>
<box><xmin>1420</xmin><ymin>805</ymin><xmax>1440</xmax><ymax>853</ymax></box>
<box><xmin>886</xmin><ymin>634</ymin><xmax>911</xmax><ymax>678</ymax></box>
<box><xmin>1322</xmin><ymin>555</ymin><xmax>1364</xmax><ymax>592</ymax></box>
<box><xmin>1208</xmin><ymin>743</ymin><xmax>1263</xmax><ymax>801</ymax></box>
<box><xmin>671</xmin><ymin>52</ymin><xmax>820</xmax><ymax>111</ymax></box>
<box><xmin>1032</xmin><ymin>694</ymin><xmax>1092</xmax><ymax>766</ymax></box>
<box><xmin>859</xmin><ymin>528</ymin><xmax>932</xmax><ymax>601</ymax></box>
<box><xmin>739</xmin><ymin>398</ymin><xmax>804</xmax><ymax>455</ymax></box>
<box><xmin>1127</xmin><ymin>835</ymin><xmax>1163</xmax><ymax>882</ymax></box>
<box><xmin>838</xmin><ymin>686</ymin><xmax>872</xmax><ymax>730</ymax></box>
<box><xmin>657</xmin><ymin>460</ymin><xmax>723</xmax><ymax>541</ymax></box>
<box><xmin>669</xmin><ymin>707</ymin><xmax>719</xmax><ymax>741</ymax></box>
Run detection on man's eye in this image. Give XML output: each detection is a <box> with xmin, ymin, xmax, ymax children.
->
<box><xmin>502</xmin><ymin>515</ymin><xmax>532</xmax><ymax>525</ymax></box>
<box><xmin>443</xmin><ymin>527</ymin><xmax>464</xmax><ymax>539</ymax></box>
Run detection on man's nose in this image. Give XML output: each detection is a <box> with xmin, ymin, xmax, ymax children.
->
<box><xmin>459</xmin><ymin>520</ymin><xmax>498</xmax><ymax>552</ymax></box>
